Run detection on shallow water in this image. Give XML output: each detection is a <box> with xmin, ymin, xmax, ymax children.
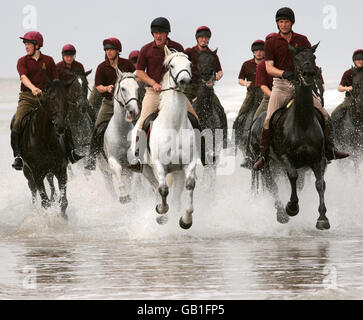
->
<box><xmin>1</xmin><ymin>78</ymin><xmax>362</xmax><ymax>299</ymax></box>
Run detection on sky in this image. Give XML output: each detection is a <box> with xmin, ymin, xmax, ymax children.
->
<box><xmin>0</xmin><ymin>0</ymin><xmax>362</xmax><ymax>83</ymax></box>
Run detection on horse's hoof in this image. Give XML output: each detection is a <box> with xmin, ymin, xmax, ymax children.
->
<box><xmin>156</xmin><ymin>204</ymin><xmax>169</xmax><ymax>214</ymax></box>
<box><xmin>60</xmin><ymin>212</ymin><xmax>68</xmax><ymax>221</ymax></box>
<box><xmin>286</xmin><ymin>201</ymin><xmax>299</xmax><ymax>216</ymax></box>
<box><xmin>316</xmin><ymin>219</ymin><xmax>330</xmax><ymax>230</ymax></box>
<box><xmin>156</xmin><ymin>215</ymin><xmax>168</xmax><ymax>225</ymax></box>
<box><xmin>42</xmin><ymin>201</ymin><xmax>51</xmax><ymax>210</ymax></box>
<box><xmin>179</xmin><ymin>217</ymin><xmax>193</xmax><ymax>230</ymax></box>
<box><xmin>276</xmin><ymin>209</ymin><xmax>289</xmax><ymax>224</ymax></box>
<box><xmin>119</xmin><ymin>195</ymin><xmax>131</xmax><ymax>204</ymax></box>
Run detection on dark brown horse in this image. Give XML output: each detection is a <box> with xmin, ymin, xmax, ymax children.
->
<box><xmin>332</xmin><ymin>67</ymin><xmax>363</xmax><ymax>171</ymax></box>
<box><xmin>249</xmin><ymin>43</ymin><xmax>331</xmax><ymax>230</ymax></box>
<box><xmin>17</xmin><ymin>80</ymin><xmax>70</xmax><ymax>219</ymax></box>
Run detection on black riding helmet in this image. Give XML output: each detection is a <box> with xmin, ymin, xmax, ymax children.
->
<box><xmin>275</xmin><ymin>7</ymin><xmax>295</xmax><ymax>23</ymax></box>
<box><xmin>150</xmin><ymin>17</ymin><xmax>171</xmax><ymax>34</ymax></box>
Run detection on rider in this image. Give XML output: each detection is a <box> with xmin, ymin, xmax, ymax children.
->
<box><xmin>253</xmin><ymin>7</ymin><xmax>349</xmax><ymax>171</ymax></box>
<box><xmin>56</xmin><ymin>44</ymin><xmax>85</xmax><ymax>81</ymax></box>
<box><xmin>235</xmin><ymin>39</ymin><xmax>265</xmax><ymax>122</ymax></box>
<box><xmin>128</xmin><ymin>50</ymin><xmax>140</xmax><ymax>69</ymax></box>
<box><xmin>185</xmin><ymin>26</ymin><xmax>223</xmax><ymax>104</ymax></box>
<box><xmin>128</xmin><ymin>49</ymin><xmax>146</xmax><ymax>101</ymax></box>
<box><xmin>11</xmin><ymin>32</ymin><xmax>82</xmax><ymax>170</ymax></box>
<box><xmin>85</xmin><ymin>37</ymin><xmax>135</xmax><ymax>170</ymax></box>
<box><xmin>331</xmin><ymin>49</ymin><xmax>363</xmax><ymax>122</ymax></box>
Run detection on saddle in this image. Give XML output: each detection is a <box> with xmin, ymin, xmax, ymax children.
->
<box><xmin>142</xmin><ymin>111</ymin><xmax>200</xmax><ymax>151</ymax></box>
<box><xmin>10</xmin><ymin>112</ymin><xmax>34</xmax><ymax>132</ymax></box>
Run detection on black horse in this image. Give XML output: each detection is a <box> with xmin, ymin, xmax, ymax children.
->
<box><xmin>192</xmin><ymin>50</ymin><xmax>228</xmax><ymax>165</ymax></box>
<box><xmin>65</xmin><ymin>69</ymin><xmax>94</xmax><ymax>157</ymax></box>
<box><xmin>249</xmin><ymin>43</ymin><xmax>331</xmax><ymax>230</ymax></box>
<box><xmin>332</xmin><ymin>67</ymin><xmax>363</xmax><ymax>171</ymax></box>
<box><xmin>15</xmin><ymin>80</ymin><xmax>70</xmax><ymax>219</ymax></box>
<box><xmin>233</xmin><ymin>85</ymin><xmax>264</xmax><ymax>164</ymax></box>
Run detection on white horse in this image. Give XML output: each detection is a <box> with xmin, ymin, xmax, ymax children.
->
<box><xmin>132</xmin><ymin>47</ymin><xmax>198</xmax><ymax>229</ymax></box>
<box><xmin>98</xmin><ymin>70</ymin><xmax>140</xmax><ymax>203</ymax></box>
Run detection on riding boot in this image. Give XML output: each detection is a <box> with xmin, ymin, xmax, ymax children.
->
<box><xmin>84</xmin><ymin>128</ymin><xmax>98</xmax><ymax>170</ymax></box>
<box><xmin>253</xmin><ymin>128</ymin><xmax>270</xmax><ymax>171</ymax></box>
<box><xmin>65</xmin><ymin>128</ymin><xmax>84</xmax><ymax>164</ymax></box>
<box><xmin>324</xmin><ymin>119</ymin><xmax>349</xmax><ymax>161</ymax></box>
<box><xmin>11</xmin><ymin>131</ymin><xmax>23</xmax><ymax>170</ymax></box>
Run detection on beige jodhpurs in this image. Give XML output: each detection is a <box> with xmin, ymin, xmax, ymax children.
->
<box><xmin>138</xmin><ymin>87</ymin><xmax>198</xmax><ymax>130</ymax></box>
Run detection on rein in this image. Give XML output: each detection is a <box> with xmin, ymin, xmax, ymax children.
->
<box><xmin>114</xmin><ymin>76</ymin><xmax>140</xmax><ymax>108</ymax></box>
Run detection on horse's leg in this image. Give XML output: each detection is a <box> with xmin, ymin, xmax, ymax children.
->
<box><xmin>311</xmin><ymin>161</ymin><xmax>330</xmax><ymax>230</ymax></box>
<box><xmin>154</xmin><ymin>162</ymin><xmax>169</xmax><ymax>215</ymax></box>
<box><xmin>108</xmin><ymin>157</ymin><xmax>131</xmax><ymax>204</ymax></box>
<box><xmin>171</xmin><ymin>171</ymin><xmax>185</xmax><ymax>213</ymax></box>
<box><xmin>281</xmin><ymin>155</ymin><xmax>300</xmax><ymax>216</ymax></box>
<box><xmin>263</xmin><ymin>167</ymin><xmax>289</xmax><ymax>224</ymax></box>
<box><xmin>46</xmin><ymin>173</ymin><xmax>56</xmax><ymax>203</ymax></box>
<box><xmin>142</xmin><ymin>164</ymin><xmax>159</xmax><ymax>191</ymax></box>
<box><xmin>57</xmin><ymin>168</ymin><xmax>68</xmax><ymax>220</ymax></box>
<box><xmin>23</xmin><ymin>166</ymin><xmax>37</xmax><ymax>204</ymax></box>
<box><xmin>35</xmin><ymin>176</ymin><xmax>50</xmax><ymax>210</ymax></box>
<box><xmin>179</xmin><ymin>164</ymin><xmax>196</xmax><ymax>229</ymax></box>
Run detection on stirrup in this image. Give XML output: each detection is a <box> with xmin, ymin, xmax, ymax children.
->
<box><xmin>253</xmin><ymin>156</ymin><xmax>266</xmax><ymax>171</ymax></box>
<box><xmin>12</xmin><ymin>156</ymin><xmax>23</xmax><ymax>170</ymax></box>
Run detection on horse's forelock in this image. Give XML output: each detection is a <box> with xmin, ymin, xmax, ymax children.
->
<box><xmin>120</xmin><ymin>72</ymin><xmax>136</xmax><ymax>81</ymax></box>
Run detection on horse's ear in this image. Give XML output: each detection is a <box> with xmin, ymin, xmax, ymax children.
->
<box><xmin>288</xmin><ymin>44</ymin><xmax>296</xmax><ymax>54</ymax></box>
<box><xmin>84</xmin><ymin>69</ymin><xmax>92</xmax><ymax>77</ymax></box>
<box><xmin>213</xmin><ymin>48</ymin><xmax>218</xmax><ymax>55</ymax></box>
<box><xmin>65</xmin><ymin>69</ymin><xmax>75</xmax><ymax>77</ymax></box>
<box><xmin>116</xmin><ymin>67</ymin><xmax>123</xmax><ymax>81</ymax></box>
<box><xmin>164</xmin><ymin>45</ymin><xmax>172</xmax><ymax>57</ymax></box>
<box><xmin>311</xmin><ymin>42</ymin><xmax>320</xmax><ymax>53</ymax></box>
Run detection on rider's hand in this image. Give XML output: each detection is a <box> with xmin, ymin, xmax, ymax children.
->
<box><xmin>152</xmin><ymin>82</ymin><xmax>162</xmax><ymax>92</ymax></box>
<box><xmin>31</xmin><ymin>87</ymin><xmax>42</xmax><ymax>96</ymax></box>
<box><xmin>107</xmin><ymin>85</ymin><xmax>114</xmax><ymax>93</ymax></box>
<box><xmin>246</xmin><ymin>81</ymin><xmax>252</xmax><ymax>88</ymax></box>
<box><xmin>282</xmin><ymin>71</ymin><xmax>295</xmax><ymax>81</ymax></box>
<box><xmin>345</xmin><ymin>86</ymin><xmax>353</xmax><ymax>92</ymax></box>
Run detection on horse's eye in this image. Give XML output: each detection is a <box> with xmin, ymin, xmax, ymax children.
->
<box><xmin>121</xmin><ymin>87</ymin><xmax>125</xmax><ymax>92</ymax></box>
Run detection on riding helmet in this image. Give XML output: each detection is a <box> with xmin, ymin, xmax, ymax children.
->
<box><xmin>103</xmin><ymin>38</ymin><xmax>122</xmax><ymax>52</ymax></box>
<box><xmin>128</xmin><ymin>50</ymin><xmax>139</xmax><ymax>63</ymax></box>
<box><xmin>19</xmin><ymin>31</ymin><xmax>43</xmax><ymax>47</ymax></box>
<box><xmin>265</xmin><ymin>33</ymin><xmax>277</xmax><ymax>41</ymax></box>
<box><xmin>352</xmin><ymin>49</ymin><xmax>363</xmax><ymax>61</ymax></box>
<box><xmin>195</xmin><ymin>26</ymin><xmax>212</xmax><ymax>39</ymax></box>
<box><xmin>62</xmin><ymin>44</ymin><xmax>76</xmax><ymax>56</ymax></box>
<box><xmin>275</xmin><ymin>7</ymin><xmax>295</xmax><ymax>23</ymax></box>
<box><xmin>150</xmin><ymin>17</ymin><xmax>171</xmax><ymax>33</ymax></box>
<box><xmin>251</xmin><ymin>40</ymin><xmax>265</xmax><ymax>51</ymax></box>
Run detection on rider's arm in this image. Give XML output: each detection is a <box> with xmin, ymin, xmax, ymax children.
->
<box><xmin>216</xmin><ymin>70</ymin><xmax>223</xmax><ymax>81</ymax></box>
<box><xmin>265</xmin><ymin>60</ymin><xmax>284</xmax><ymax>78</ymax></box>
<box><xmin>136</xmin><ymin>70</ymin><xmax>161</xmax><ymax>92</ymax></box>
<box><xmin>96</xmin><ymin>85</ymin><xmax>113</xmax><ymax>94</ymax></box>
<box><xmin>20</xmin><ymin>75</ymin><xmax>41</xmax><ymax>95</ymax></box>
<box><xmin>260</xmin><ymin>85</ymin><xmax>272</xmax><ymax>97</ymax></box>
<box><xmin>338</xmin><ymin>84</ymin><xmax>352</xmax><ymax>92</ymax></box>
<box><xmin>238</xmin><ymin>78</ymin><xmax>252</xmax><ymax>88</ymax></box>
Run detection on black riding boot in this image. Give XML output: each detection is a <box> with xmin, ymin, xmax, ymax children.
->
<box><xmin>253</xmin><ymin>128</ymin><xmax>271</xmax><ymax>171</ymax></box>
<box><xmin>84</xmin><ymin>128</ymin><xmax>98</xmax><ymax>170</ymax></box>
<box><xmin>11</xmin><ymin>131</ymin><xmax>23</xmax><ymax>170</ymax></box>
<box><xmin>65</xmin><ymin>128</ymin><xmax>84</xmax><ymax>164</ymax></box>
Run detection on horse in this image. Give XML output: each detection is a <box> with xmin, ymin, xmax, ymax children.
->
<box><xmin>64</xmin><ymin>69</ymin><xmax>93</xmax><ymax>158</ymax></box>
<box><xmin>249</xmin><ymin>43</ymin><xmax>331</xmax><ymax>230</ymax></box>
<box><xmin>192</xmin><ymin>49</ymin><xmax>228</xmax><ymax>165</ymax></box>
<box><xmin>332</xmin><ymin>67</ymin><xmax>363</xmax><ymax>172</ymax></box>
<box><xmin>133</xmin><ymin>47</ymin><xmax>198</xmax><ymax>229</ymax></box>
<box><xmin>97</xmin><ymin>70</ymin><xmax>140</xmax><ymax>203</ymax></box>
<box><xmin>15</xmin><ymin>79</ymin><xmax>70</xmax><ymax>219</ymax></box>
<box><xmin>233</xmin><ymin>85</ymin><xmax>264</xmax><ymax>165</ymax></box>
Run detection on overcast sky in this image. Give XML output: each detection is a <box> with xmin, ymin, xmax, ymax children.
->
<box><xmin>1</xmin><ymin>0</ymin><xmax>361</xmax><ymax>82</ymax></box>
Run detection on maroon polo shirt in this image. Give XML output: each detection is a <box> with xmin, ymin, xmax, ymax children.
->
<box><xmin>56</xmin><ymin>60</ymin><xmax>85</xmax><ymax>82</ymax></box>
<box><xmin>136</xmin><ymin>38</ymin><xmax>184</xmax><ymax>84</ymax></box>
<box><xmin>255</xmin><ymin>59</ymin><xmax>273</xmax><ymax>90</ymax></box>
<box><xmin>95</xmin><ymin>57</ymin><xmax>135</xmax><ymax>100</ymax></box>
<box><xmin>340</xmin><ymin>68</ymin><xmax>353</xmax><ymax>97</ymax></box>
<box><xmin>185</xmin><ymin>45</ymin><xmax>222</xmax><ymax>84</ymax></box>
<box><xmin>264</xmin><ymin>31</ymin><xmax>311</xmax><ymax>72</ymax></box>
<box><xmin>17</xmin><ymin>52</ymin><xmax>58</xmax><ymax>92</ymax></box>
<box><xmin>239</xmin><ymin>58</ymin><xmax>257</xmax><ymax>91</ymax></box>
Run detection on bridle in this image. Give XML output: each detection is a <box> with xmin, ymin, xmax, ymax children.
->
<box><xmin>161</xmin><ymin>54</ymin><xmax>192</xmax><ymax>92</ymax></box>
<box><xmin>114</xmin><ymin>76</ymin><xmax>140</xmax><ymax>108</ymax></box>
